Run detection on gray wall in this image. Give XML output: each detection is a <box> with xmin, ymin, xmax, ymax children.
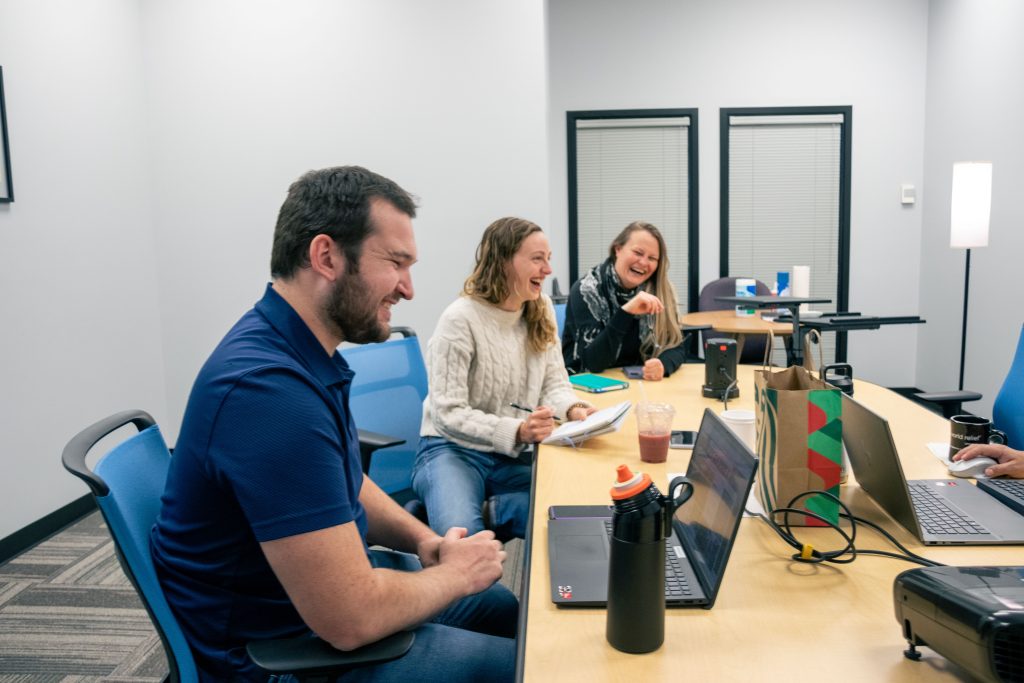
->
<box><xmin>0</xmin><ymin>0</ymin><xmax>168</xmax><ymax>538</ymax></box>
<box><xmin>0</xmin><ymin>0</ymin><xmax>549</xmax><ymax>540</ymax></box>
<box><xmin>546</xmin><ymin>0</ymin><xmax>930</xmax><ymax>388</ymax></box>
<box><xmin>0</xmin><ymin>0</ymin><xmax>1020</xmax><ymax>541</ymax></box>
<box><xmin>917</xmin><ymin>0</ymin><xmax>1024</xmax><ymax>417</ymax></box>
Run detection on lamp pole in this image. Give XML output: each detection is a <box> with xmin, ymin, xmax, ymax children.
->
<box><xmin>959</xmin><ymin>248</ymin><xmax>971</xmax><ymax>391</ymax></box>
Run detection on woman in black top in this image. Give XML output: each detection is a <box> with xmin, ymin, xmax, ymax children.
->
<box><xmin>562</xmin><ymin>221</ymin><xmax>686</xmax><ymax>380</ymax></box>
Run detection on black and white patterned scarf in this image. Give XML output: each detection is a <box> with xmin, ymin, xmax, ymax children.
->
<box><xmin>564</xmin><ymin>257</ymin><xmax>655</xmax><ymax>367</ymax></box>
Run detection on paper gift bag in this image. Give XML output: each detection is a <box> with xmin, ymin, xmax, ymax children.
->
<box><xmin>754</xmin><ymin>331</ymin><xmax>843</xmax><ymax>526</ymax></box>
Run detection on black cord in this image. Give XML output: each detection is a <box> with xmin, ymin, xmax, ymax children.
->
<box><xmin>747</xmin><ymin>489</ymin><xmax>943</xmax><ymax>568</ymax></box>
<box><xmin>718</xmin><ymin>365</ymin><xmax>738</xmax><ymax>409</ymax></box>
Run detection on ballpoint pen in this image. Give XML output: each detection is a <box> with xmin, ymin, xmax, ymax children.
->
<box><xmin>509</xmin><ymin>403</ymin><xmax>562</xmax><ymax>423</ymax></box>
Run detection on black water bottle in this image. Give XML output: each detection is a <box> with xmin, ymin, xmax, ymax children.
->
<box><xmin>606</xmin><ymin>465</ymin><xmax>692</xmax><ymax>653</ymax></box>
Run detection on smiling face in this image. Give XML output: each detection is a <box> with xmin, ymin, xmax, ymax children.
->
<box><xmin>503</xmin><ymin>231</ymin><xmax>552</xmax><ymax>310</ymax></box>
<box><xmin>324</xmin><ymin>198</ymin><xmax>417</xmax><ymax>343</ymax></box>
<box><xmin>613</xmin><ymin>229</ymin><xmax>660</xmax><ymax>290</ymax></box>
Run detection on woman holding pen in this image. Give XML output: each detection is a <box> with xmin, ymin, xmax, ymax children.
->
<box><xmin>412</xmin><ymin>217</ymin><xmax>596</xmax><ymax>540</ymax></box>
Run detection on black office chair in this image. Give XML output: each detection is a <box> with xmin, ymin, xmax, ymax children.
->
<box><xmin>698</xmin><ymin>276</ymin><xmax>772</xmax><ymax>363</ymax></box>
<box><xmin>62</xmin><ymin>410</ymin><xmax>413</xmax><ymax>683</ymax></box>
<box><xmin>550</xmin><ymin>277</ymin><xmax>569</xmax><ymax>304</ymax></box>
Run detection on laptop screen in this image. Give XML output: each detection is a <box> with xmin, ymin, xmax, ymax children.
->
<box><xmin>673</xmin><ymin>409</ymin><xmax>758</xmax><ymax>601</ymax></box>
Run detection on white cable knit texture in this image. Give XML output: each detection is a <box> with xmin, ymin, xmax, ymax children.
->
<box><xmin>420</xmin><ymin>294</ymin><xmax>583</xmax><ymax>457</ymax></box>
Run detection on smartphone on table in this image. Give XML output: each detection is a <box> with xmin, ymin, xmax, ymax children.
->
<box><xmin>670</xmin><ymin>430</ymin><xmax>697</xmax><ymax>449</ymax></box>
<box><xmin>622</xmin><ymin>365</ymin><xmax>644</xmax><ymax>379</ymax></box>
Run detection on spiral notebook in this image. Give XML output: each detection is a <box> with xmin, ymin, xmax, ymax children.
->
<box><xmin>541</xmin><ymin>401</ymin><xmax>631</xmax><ymax>446</ymax></box>
<box><xmin>546</xmin><ymin>409</ymin><xmax>757</xmax><ymax>607</ymax></box>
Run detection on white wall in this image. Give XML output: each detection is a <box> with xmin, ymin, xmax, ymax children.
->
<box><xmin>546</xmin><ymin>0</ymin><xmax>930</xmax><ymax>387</ymax></box>
<box><xmin>0</xmin><ymin>0</ymin><xmax>167</xmax><ymax>539</ymax></box>
<box><xmin>140</xmin><ymin>0</ymin><xmax>551</xmax><ymax>443</ymax></box>
<box><xmin>917</xmin><ymin>0</ymin><xmax>1024</xmax><ymax>417</ymax></box>
<box><xmin>3</xmin><ymin>0</ymin><xmax>1019</xmax><ymax>540</ymax></box>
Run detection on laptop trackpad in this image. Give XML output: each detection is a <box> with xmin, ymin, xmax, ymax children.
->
<box><xmin>555</xmin><ymin>534</ymin><xmax>608</xmax><ymax>562</ymax></box>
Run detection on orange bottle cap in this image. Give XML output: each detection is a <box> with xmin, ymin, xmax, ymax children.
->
<box><xmin>610</xmin><ymin>464</ymin><xmax>652</xmax><ymax>500</ymax></box>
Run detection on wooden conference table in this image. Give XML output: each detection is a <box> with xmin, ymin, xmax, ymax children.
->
<box><xmin>680</xmin><ymin>309</ymin><xmax>792</xmax><ymax>358</ymax></box>
<box><xmin>519</xmin><ymin>364</ymin><xmax>1020</xmax><ymax>682</ymax></box>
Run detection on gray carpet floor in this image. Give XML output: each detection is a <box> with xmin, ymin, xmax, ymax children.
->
<box><xmin>0</xmin><ymin>511</ymin><xmax>525</xmax><ymax>681</ymax></box>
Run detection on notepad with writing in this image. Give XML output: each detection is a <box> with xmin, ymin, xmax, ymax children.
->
<box><xmin>542</xmin><ymin>400</ymin><xmax>632</xmax><ymax>446</ymax></box>
<box><xmin>569</xmin><ymin>374</ymin><xmax>629</xmax><ymax>393</ymax></box>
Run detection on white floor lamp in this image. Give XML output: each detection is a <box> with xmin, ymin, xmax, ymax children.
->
<box><xmin>950</xmin><ymin>161</ymin><xmax>993</xmax><ymax>391</ymax></box>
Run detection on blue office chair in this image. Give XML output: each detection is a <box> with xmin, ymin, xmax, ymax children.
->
<box><xmin>61</xmin><ymin>410</ymin><xmax>413</xmax><ymax>683</ymax></box>
<box><xmin>341</xmin><ymin>327</ymin><xmax>428</xmax><ymax>506</ymax></box>
<box><xmin>554</xmin><ymin>302</ymin><xmax>567</xmax><ymax>338</ymax></box>
<box><xmin>993</xmin><ymin>323</ymin><xmax>1024</xmax><ymax>449</ymax></box>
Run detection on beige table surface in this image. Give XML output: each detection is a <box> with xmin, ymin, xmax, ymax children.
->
<box><xmin>520</xmin><ymin>364</ymin><xmax>1021</xmax><ymax>682</ymax></box>
<box><xmin>680</xmin><ymin>309</ymin><xmax>793</xmax><ymax>336</ymax></box>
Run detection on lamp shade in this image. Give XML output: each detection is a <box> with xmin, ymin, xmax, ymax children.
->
<box><xmin>950</xmin><ymin>161</ymin><xmax>992</xmax><ymax>248</ymax></box>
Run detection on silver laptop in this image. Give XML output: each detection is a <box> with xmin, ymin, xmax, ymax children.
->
<box><xmin>842</xmin><ymin>394</ymin><xmax>1024</xmax><ymax>545</ymax></box>
<box><xmin>546</xmin><ymin>409</ymin><xmax>757</xmax><ymax>608</ymax></box>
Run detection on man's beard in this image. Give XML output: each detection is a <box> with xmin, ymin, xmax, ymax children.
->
<box><xmin>324</xmin><ymin>271</ymin><xmax>390</xmax><ymax>344</ymax></box>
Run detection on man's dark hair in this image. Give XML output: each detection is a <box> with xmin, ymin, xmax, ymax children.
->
<box><xmin>270</xmin><ymin>166</ymin><xmax>417</xmax><ymax>279</ymax></box>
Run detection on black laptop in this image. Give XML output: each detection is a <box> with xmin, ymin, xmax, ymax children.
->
<box><xmin>842</xmin><ymin>394</ymin><xmax>1024</xmax><ymax>545</ymax></box>
<box><xmin>546</xmin><ymin>409</ymin><xmax>758</xmax><ymax>608</ymax></box>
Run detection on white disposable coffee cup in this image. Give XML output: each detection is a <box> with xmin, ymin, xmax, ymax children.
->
<box><xmin>721</xmin><ymin>409</ymin><xmax>756</xmax><ymax>451</ymax></box>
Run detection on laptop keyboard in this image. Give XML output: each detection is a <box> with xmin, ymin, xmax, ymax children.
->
<box><xmin>908</xmin><ymin>482</ymin><xmax>991</xmax><ymax>535</ymax></box>
<box><xmin>604</xmin><ymin>520</ymin><xmax>694</xmax><ymax>597</ymax></box>
<box><xmin>979</xmin><ymin>479</ymin><xmax>1024</xmax><ymax>516</ymax></box>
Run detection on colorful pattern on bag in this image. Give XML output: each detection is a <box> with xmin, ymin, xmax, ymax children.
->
<box><xmin>804</xmin><ymin>390</ymin><xmax>842</xmax><ymax>526</ymax></box>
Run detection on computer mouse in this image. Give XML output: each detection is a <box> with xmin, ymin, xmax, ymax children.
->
<box><xmin>947</xmin><ymin>456</ymin><xmax>998</xmax><ymax>479</ymax></box>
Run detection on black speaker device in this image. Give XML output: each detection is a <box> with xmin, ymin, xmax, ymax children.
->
<box><xmin>702</xmin><ymin>338</ymin><xmax>739</xmax><ymax>400</ymax></box>
<box><xmin>894</xmin><ymin>565</ymin><xmax>1024</xmax><ymax>682</ymax></box>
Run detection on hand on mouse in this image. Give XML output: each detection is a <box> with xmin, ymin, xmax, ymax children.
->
<box><xmin>954</xmin><ymin>443</ymin><xmax>1024</xmax><ymax>479</ymax></box>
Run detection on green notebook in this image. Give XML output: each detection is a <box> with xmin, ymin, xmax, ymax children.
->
<box><xmin>569</xmin><ymin>373</ymin><xmax>629</xmax><ymax>393</ymax></box>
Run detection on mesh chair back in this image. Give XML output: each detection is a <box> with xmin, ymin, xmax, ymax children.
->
<box><xmin>994</xmin><ymin>323</ymin><xmax>1024</xmax><ymax>449</ymax></box>
<box><xmin>698</xmin><ymin>277</ymin><xmax>772</xmax><ymax>363</ymax></box>
<box><xmin>341</xmin><ymin>329</ymin><xmax>428</xmax><ymax>496</ymax></box>
<box><xmin>62</xmin><ymin>412</ymin><xmax>198</xmax><ymax>683</ymax></box>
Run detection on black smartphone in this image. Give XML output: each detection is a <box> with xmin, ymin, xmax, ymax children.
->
<box><xmin>670</xmin><ymin>430</ymin><xmax>698</xmax><ymax>449</ymax></box>
<box><xmin>622</xmin><ymin>365</ymin><xmax>644</xmax><ymax>379</ymax></box>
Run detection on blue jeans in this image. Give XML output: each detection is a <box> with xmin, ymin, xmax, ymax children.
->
<box><xmin>279</xmin><ymin>549</ymin><xmax>517</xmax><ymax>683</ymax></box>
<box><xmin>411</xmin><ymin>437</ymin><xmax>531</xmax><ymax>541</ymax></box>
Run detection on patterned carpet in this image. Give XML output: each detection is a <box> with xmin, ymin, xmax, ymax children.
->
<box><xmin>0</xmin><ymin>511</ymin><xmax>525</xmax><ymax>681</ymax></box>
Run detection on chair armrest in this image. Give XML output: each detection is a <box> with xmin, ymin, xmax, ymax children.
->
<box><xmin>913</xmin><ymin>391</ymin><xmax>983</xmax><ymax>418</ymax></box>
<box><xmin>357</xmin><ymin>429</ymin><xmax>406</xmax><ymax>474</ymax></box>
<box><xmin>247</xmin><ymin>631</ymin><xmax>415</xmax><ymax>676</ymax></box>
<box><xmin>914</xmin><ymin>391</ymin><xmax>983</xmax><ymax>403</ymax></box>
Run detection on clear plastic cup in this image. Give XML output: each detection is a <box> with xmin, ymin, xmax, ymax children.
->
<box><xmin>636</xmin><ymin>402</ymin><xmax>675</xmax><ymax>463</ymax></box>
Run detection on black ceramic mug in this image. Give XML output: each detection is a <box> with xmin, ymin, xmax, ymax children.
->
<box><xmin>948</xmin><ymin>415</ymin><xmax>1007</xmax><ymax>460</ymax></box>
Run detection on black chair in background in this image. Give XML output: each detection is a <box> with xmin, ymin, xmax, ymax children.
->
<box><xmin>698</xmin><ymin>276</ymin><xmax>772</xmax><ymax>363</ymax></box>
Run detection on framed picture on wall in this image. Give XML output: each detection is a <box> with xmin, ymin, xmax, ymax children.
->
<box><xmin>1</xmin><ymin>66</ymin><xmax>13</xmax><ymax>203</ymax></box>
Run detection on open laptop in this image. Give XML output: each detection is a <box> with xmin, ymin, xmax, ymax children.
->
<box><xmin>842</xmin><ymin>394</ymin><xmax>1024</xmax><ymax>545</ymax></box>
<box><xmin>546</xmin><ymin>409</ymin><xmax>757</xmax><ymax>608</ymax></box>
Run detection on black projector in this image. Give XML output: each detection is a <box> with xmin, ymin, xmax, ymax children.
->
<box><xmin>894</xmin><ymin>566</ymin><xmax>1024</xmax><ymax>682</ymax></box>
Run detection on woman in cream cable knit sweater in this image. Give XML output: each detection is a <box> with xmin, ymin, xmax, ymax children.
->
<box><xmin>411</xmin><ymin>217</ymin><xmax>596</xmax><ymax>540</ymax></box>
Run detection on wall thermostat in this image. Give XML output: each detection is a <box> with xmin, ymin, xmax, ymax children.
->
<box><xmin>900</xmin><ymin>184</ymin><xmax>916</xmax><ymax>205</ymax></box>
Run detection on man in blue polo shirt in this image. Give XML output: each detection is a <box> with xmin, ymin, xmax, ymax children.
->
<box><xmin>151</xmin><ymin>166</ymin><xmax>517</xmax><ymax>681</ymax></box>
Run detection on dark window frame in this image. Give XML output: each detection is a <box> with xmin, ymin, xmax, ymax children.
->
<box><xmin>566</xmin><ymin>108</ymin><xmax>700</xmax><ymax>313</ymax></box>
<box><xmin>719</xmin><ymin>105</ymin><xmax>852</xmax><ymax>360</ymax></box>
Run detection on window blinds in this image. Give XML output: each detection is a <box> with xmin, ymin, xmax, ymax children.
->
<box><xmin>727</xmin><ymin>114</ymin><xmax>842</xmax><ymax>365</ymax></box>
<box><xmin>575</xmin><ymin>117</ymin><xmax>691</xmax><ymax>309</ymax></box>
